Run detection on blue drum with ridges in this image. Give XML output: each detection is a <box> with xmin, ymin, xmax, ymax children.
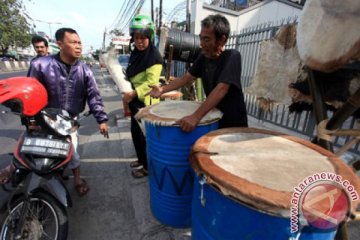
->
<box><xmin>137</xmin><ymin>101</ymin><xmax>222</xmax><ymax>228</ymax></box>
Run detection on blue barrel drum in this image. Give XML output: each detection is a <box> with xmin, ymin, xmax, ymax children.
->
<box><xmin>137</xmin><ymin>100</ymin><xmax>222</xmax><ymax>228</ymax></box>
<box><xmin>190</xmin><ymin>128</ymin><xmax>360</xmax><ymax>239</ymax></box>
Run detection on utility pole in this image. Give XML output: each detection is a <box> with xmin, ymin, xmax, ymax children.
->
<box><xmin>159</xmin><ymin>0</ymin><xmax>163</xmax><ymax>28</ymax></box>
<box><xmin>186</xmin><ymin>0</ymin><xmax>191</xmax><ymax>32</ymax></box>
<box><xmin>102</xmin><ymin>27</ymin><xmax>107</xmax><ymax>51</ymax></box>
<box><xmin>155</xmin><ymin>7</ymin><xmax>159</xmax><ymax>29</ymax></box>
<box><xmin>151</xmin><ymin>0</ymin><xmax>154</xmax><ymax>22</ymax></box>
<box><xmin>34</xmin><ymin>19</ymin><xmax>61</xmax><ymax>39</ymax></box>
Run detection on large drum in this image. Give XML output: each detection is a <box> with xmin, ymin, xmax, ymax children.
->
<box><xmin>136</xmin><ymin>100</ymin><xmax>222</xmax><ymax>228</ymax></box>
<box><xmin>190</xmin><ymin>128</ymin><xmax>360</xmax><ymax>239</ymax></box>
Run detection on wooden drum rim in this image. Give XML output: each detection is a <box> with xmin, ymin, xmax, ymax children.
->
<box><xmin>190</xmin><ymin>127</ymin><xmax>360</xmax><ymax>217</ymax></box>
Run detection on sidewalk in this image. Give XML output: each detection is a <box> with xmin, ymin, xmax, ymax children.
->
<box><xmin>66</xmin><ymin>67</ymin><xmax>191</xmax><ymax>240</ymax></box>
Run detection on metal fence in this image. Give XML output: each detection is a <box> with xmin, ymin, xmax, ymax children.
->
<box><xmin>172</xmin><ymin>17</ymin><xmax>359</xmax><ymax>156</ymax></box>
<box><xmin>235</xmin><ymin>18</ymin><xmax>359</xmax><ymax>156</ymax></box>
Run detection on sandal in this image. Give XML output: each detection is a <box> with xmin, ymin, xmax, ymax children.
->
<box><xmin>0</xmin><ymin>165</ymin><xmax>14</xmax><ymax>184</ymax></box>
<box><xmin>131</xmin><ymin>168</ymin><xmax>148</xmax><ymax>179</ymax></box>
<box><xmin>75</xmin><ymin>179</ymin><xmax>90</xmax><ymax>197</ymax></box>
<box><xmin>130</xmin><ymin>161</ymin><xmax>142</xmax><ymax>168</ymax></box>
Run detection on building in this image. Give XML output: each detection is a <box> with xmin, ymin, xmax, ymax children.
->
<box><xmin>190</xmin><ymin>0</ymin><xmax>302</xmax><ymax>34</ymax></box>
<box><xmin>111</xmin><ymin>36</ymin><xmax>131</xmax><ymax>54</ymax></box>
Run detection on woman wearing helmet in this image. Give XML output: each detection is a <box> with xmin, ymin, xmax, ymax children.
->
<box><xmin>123</xmin><ymin>15</ymin><xmax>163</xmax><ymax>178</ymax></box>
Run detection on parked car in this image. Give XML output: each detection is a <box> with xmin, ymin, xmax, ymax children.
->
<box><xmin>0</xmin><ymin>55</ymin><xmax>17</xmax><ymax>61</ymax></box>
<box><xmin>18</xmin><ymin>55</ymin><xmax>32</xmax><ymax>61</ymax></box>
<box><xmin>118</xmin><ymin>54</ymin><xmax>129</xmax><ymax>70</ymax></box>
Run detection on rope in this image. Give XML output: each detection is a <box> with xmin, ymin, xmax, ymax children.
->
<box><xmin>336</xmin><ymin>137</ymin><xmax>360</xmax><ymax>156</ymax></box>
<box><xmin>317</xmin><ymin>119</ymin><xmax>360</xmax><ymax>156</ymax></box>
<box><xmin>317</xmin><ymin>119</ymin><xmax>336</xmax><ymax>142</ymax></box>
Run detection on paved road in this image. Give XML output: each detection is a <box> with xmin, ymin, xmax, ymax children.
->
<box><xmin>0</xmin><ymin>70</ymin><xmax>27</xmax><ymax>80</ymax></box>
<box><xmin>0</xmin><ymin>66</ymin><xmax>359</xmax><ymax>239</ymax></box>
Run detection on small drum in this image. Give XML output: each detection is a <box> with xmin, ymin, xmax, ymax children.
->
<box><xmin>136</xmin><ymin>100</ymin><xmax>222</xmax><ymax>228</ymax></box>
<box><xmin>190</xmin><ymin>128</ymin><xmax>360</xmax><ymax>239</ymax></box>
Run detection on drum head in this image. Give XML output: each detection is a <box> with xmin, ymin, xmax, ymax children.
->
<box><xmin>191</xmin><ymin>128</ymin><xmax>360</xmax><ymax>217</ymax></box>
<box><xmin>160</xmin><ymin>90</ymin><xmax>183</xmax><ymax>100</ymax></box>
<box><xmin>136</xmin><ymin>100</ymin><xmax>222</xmax><ymax>126</ymax></box>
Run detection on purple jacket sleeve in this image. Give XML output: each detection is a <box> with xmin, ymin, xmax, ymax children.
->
<box><xmin>84</xmin><ymin>66</ymin><xmax>108</xmax><ymax>124</ymax></box>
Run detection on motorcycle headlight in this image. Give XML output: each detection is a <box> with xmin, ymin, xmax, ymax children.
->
<box><xmin>32</xmin><ymin>157</ymin><xmax>58</xmax><ymax>173</ymax></box>
<box><xmin>42</xmin><ymin>109</ymin><xmax>78</xmax><ymax>136</ymax></box>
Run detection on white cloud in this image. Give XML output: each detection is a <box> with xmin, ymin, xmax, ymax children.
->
<box><xmin>69</xmin><ymin>12</ymin><xmax>88</xmax><ymax>27</ymax></box>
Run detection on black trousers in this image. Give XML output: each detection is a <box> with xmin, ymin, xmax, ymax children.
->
<box><xmin>128</xmin><ymin>98</ymin><xmax>148</xmax><ymax>170</ymax></box>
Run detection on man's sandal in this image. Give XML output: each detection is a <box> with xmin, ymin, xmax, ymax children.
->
<box><xmin>131</xmin><ymin>168</ymin><xmax>148</xmax><ymax>178</ymax></box>
<box><xmin>0</xmin><ymin>165</ymin><xmax>14</xmax><ymax>184</ymax></box>
<box><xmin>130</xmin><ymin>161</ymin><xmax>142</xmax><ymax>168</ymax></box>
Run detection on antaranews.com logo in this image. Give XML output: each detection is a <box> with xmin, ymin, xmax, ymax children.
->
<box><xmin>290</xmin><ymin>172</ymin><xmax>358</xmax><ymax>236</ymax></box>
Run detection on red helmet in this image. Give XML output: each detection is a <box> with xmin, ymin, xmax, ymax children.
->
<box><xmin>0</xmin><ymin>77</ymin><xmax>48</xmax><ymax>116</ymax></box>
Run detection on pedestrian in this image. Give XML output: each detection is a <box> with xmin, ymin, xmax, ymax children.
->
<box><xmin>0</xmin><ymin>36</ymin><xmax>50</xmax><ymax>185</ymax></box>
<box><xmin>27</xmin><ymin>27</ymin><xmax>109</xmax><ymax>196</ymax></box>
<box><xmin>31</xmin><ymin>35</ymin><xmax>49</xmax><ymax>60</ymax></box>
<box><xmin>123</xmin><ymin>15</ymin><xmax>163</xmax><ymax>178</ymax></box>
<box><xmin>149</xmin><ymin>14</ymin><xmax>248</xmax><ymax>131</ymax></box>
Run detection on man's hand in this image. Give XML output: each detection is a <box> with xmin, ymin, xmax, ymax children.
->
<box><xmin>176</xmin><ymin>115</ymin><xmax>200</xmax><ymax>132</ymax></box>
<box><xmin>147</xmin><ymin>85</ymin><xmax>164</xmax><ymax>98</ymax></box>
<box><xmin>99</xmin><ymin>122</ymin><xmax>109</xmax><ymax>138</ymax></box>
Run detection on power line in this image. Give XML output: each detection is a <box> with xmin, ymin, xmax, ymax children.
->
<box><xmin>108</xmin><ymin>0</ymin><xmax>128</xmax><ymax>30</ymax></box>
<box><xmin>120</xmin><ymin>0</ymin><xmax>145</xmax><ymax>34</ymax></box>
<box><xmin>117</xmin><ymin>0</ymin><xmax>138</xmax><ymax>31</ymax></box>
<box><xmin>114</xmin><ymin>0</ymin><xmax>135</xmax><ymax>30</ymax></box>
<box><xmin>165</xmin><ymin>1</ymin><xmax>187</xmax><ymax>24</ymax></box>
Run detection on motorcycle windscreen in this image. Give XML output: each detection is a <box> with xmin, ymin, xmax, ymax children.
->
<box><xmin>0</xmin><ymin>77</ymin><xmax>48</xmax><ymax>116</ymax></box>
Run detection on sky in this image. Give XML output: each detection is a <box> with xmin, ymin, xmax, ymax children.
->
<box><xmin>23</xmin><ymin>0</ymin><xmax>186</xmax><ymax>53</ymax></box>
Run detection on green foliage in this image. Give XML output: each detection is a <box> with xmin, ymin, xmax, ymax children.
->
<box><xmin>91</xmin><ymin>49</ymin><xmax>101</xmax><ymax>61</ymax></box>
<box><xmin>0</xmin><ymin>0</ymin><xmax>32</xmax><ymax>55</ymax></box>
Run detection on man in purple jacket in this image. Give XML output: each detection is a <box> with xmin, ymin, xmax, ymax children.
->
<box><xmin>26</xmin><ymin>28</ymin><xmax>109</xmax><ymax>196</ymax></box>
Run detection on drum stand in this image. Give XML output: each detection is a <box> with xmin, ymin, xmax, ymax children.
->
<box><xmin>307</xmin><ymin>64</ymin><xmax>360</xmax><ymax>240</ymax></box>
<box><xmin>164</xmin><ymin>45</ymin><xmax>174</xmax><ymax>83</ymax></box>
<box><xmin>162</xmin><ymin>44</ymin><xmax>199</xmax><ymax>101</ymax></box>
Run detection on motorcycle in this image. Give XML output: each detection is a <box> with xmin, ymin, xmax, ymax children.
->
<box><xmin>0</xmin><ymin>77</ymin><xmax>85</xmax><ymax>239</ymax></box>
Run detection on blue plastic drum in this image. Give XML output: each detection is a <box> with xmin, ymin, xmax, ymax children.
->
<box><xmin>190</xmin><ymin>128</ymin><xmax>360</xmax><ymax>239</ymax></box>
<box><xmin>137</xmin><ymin>101</ymin><xmax>222</xmax><ymax>228</ymax></box>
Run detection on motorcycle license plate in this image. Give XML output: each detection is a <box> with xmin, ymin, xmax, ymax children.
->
<box><xmin>20</xmin><ymin>137</ymin><xmax>71</xmax><ymax>158</ymax></box>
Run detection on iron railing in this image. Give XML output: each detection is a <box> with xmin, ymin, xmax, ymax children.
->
<box><xmin>172</xmin><ymin>17</ymin><xmax>359</xmax><ymax>156</ymax></box>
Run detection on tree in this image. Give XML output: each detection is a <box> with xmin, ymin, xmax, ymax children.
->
<box><xmin>91</xmin><ymin>49</ymin><xmax>101</xmax><ymax>61</ymax></box>
<box><xmin>0</xmin><ymin>0</ymin><xmax>32</xmax><ymax>56</ymax></box>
